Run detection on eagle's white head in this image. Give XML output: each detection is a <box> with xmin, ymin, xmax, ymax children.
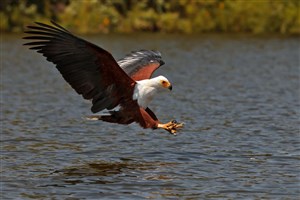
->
<box><xmin>150</xmin><ymin>75</ymin><xmax>172</xmax><ymax>91</ymax></box>
<box><xmin>133</xmin><ymin>75</ymin><xmax>172</xmax><ymax>108</ymax></box>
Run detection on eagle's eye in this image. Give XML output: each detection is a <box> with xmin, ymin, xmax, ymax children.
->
<box><xmin>161</xmin><ymin>80</ymin><xmax>169</xmax><ymax>88</ymax></box>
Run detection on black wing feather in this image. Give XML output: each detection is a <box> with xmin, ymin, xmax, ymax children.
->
<box><xmin>23</xmin><ymin>21</ymin><xmax>135</xmax><ymax>113</ymax></box>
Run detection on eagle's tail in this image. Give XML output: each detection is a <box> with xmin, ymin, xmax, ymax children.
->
<box><xmin>85</xmin><ymin>111</ymin><xmax>134</xmax><ymax>125</ymax></box>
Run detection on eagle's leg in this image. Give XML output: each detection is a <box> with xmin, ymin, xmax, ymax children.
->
<box><xmin>157</xmin><ymin>120</ymin><xmax>184</xmax><ymax>135</ymax></box>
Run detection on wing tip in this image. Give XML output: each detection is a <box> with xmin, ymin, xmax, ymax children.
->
<box><xmin>159</xmin><ymin>59</ymin><xmax>165</xmax><ymax>66</ymax></box>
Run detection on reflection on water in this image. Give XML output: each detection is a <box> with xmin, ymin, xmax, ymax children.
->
<box><xmin>2</xmin><ymin>34</ymin><xmax>300</xmax><ymax>199</ymax></box>
<box><xmin>54</xmin><ymin>160</ymin><xmax>176</xmax><ymax>184</ymax></box>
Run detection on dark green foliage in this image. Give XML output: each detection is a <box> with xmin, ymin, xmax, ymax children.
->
<box><xmin>1</xmin><ymin>0</ymin><xmax>299</xmax><ymax>34</ymax></box>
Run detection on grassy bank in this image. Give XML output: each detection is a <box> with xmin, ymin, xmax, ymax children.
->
<box><xmin>1</xmin><ymin>0</ymin><xmax>299</xmax><ymax>34</ymax></box>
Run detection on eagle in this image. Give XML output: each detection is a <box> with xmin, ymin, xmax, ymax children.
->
<box><xmin>23</xmin><ymin>21</ymin><xmax>183</xmax><ymax>134</ymax></box>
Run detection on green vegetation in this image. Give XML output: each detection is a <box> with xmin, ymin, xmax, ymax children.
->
<box><xmin>1</xmin><ymin>0</ymin><xmax>299</xmax><ymax>34</ymax></box>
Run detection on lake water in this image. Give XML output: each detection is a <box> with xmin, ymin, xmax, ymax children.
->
<box><xmin>2</xmin><ymin>33</ymin><xmax>300</xmax><ymax>199</ymax></box>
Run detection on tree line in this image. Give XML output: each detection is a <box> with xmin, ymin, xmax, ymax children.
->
<box><xmin>1</xmin><ymin>0</ymin><xmax>299</xmax><ymax>34</ymax></box>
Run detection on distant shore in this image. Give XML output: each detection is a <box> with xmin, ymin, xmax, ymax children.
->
<box><xmin>1</xmin><ymin>0</ymin><xmax>299</xmax><ymax>35</ymax></box>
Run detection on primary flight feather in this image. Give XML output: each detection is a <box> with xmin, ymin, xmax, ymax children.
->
<box><xmin>23</xmin><ymin>21</ymin><xmax>183</xmax><ymax>134</ymax></box>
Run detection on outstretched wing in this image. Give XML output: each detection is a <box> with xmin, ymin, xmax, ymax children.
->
<box><xmin>117</xmin><ymin>50</ymin><xmax>165</xmax><ymax>81</ymax></box>
<box><xmin>23</xmin><ymin>21</ymin><xmax>135</xmax><ymax>113</ymax></box>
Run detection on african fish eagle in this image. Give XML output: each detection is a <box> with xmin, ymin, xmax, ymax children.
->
<box><xmin>23</xmin><ymin>21</ymin><xmax>183</xmax><ymax>134</ymax></box>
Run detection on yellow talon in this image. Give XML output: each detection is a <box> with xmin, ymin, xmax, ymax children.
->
<box><xmin>157</xmin><ymin>120</ymin><xmax>184</xmax><ymax>135</ymax></box>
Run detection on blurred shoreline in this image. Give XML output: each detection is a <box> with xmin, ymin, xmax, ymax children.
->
<box><xmin>1</xmin><ymin>0</ymin><xmax>299</xmax><ymax>35</ymax></box>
